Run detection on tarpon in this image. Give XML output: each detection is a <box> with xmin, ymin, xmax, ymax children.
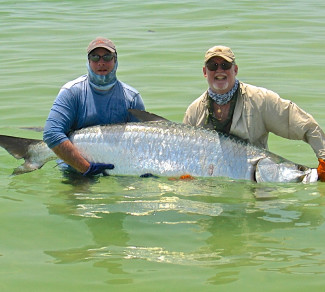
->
<box><xmin>0</xmin><ymin>110</ymin><xmax>318</xmax><ymax>183</ymax></box>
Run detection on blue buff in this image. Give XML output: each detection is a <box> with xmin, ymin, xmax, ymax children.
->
<box><xmin>83</xmin><ymin>162</ymin><xmax>115</xmax><ymax>176</ymax></box>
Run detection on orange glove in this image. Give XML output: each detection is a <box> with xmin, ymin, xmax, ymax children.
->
<box><xmin>317</xmin><ymin>159</ymin><xmax>325</xmax><ymax>182</ymax></box>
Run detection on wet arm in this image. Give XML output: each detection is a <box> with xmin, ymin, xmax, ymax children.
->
<box><xmin>51</xmin><ymin>140</ymin><xmax>90</xmax><ymax>173</ymax></box>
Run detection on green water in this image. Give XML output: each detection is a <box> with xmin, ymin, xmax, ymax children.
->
<box><xmin>1</xmin><ymin>0</ymin><xmax>325</xmax><ymax>291</ymax></box>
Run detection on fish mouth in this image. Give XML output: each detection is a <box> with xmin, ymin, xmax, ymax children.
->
<box><xmin>302</xmin><ymin>168</ymin><xmax>318</xmax><ymax>183</ymax></box>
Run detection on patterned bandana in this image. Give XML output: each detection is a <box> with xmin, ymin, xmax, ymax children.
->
<box><xmin>208</xmin><ymin>79</ymin><xmax>239</xmax><ymax>105</ymax></box>
<box><xmin>87</xmin><ymin>60</ymin><xmax>118</xmax><ymax>91</ymax></box>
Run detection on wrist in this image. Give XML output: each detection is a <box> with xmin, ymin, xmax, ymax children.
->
<box><xmin>81</xmin><ymin>162</ymin><xmax>91</xmax><ymax>174</ymax></box>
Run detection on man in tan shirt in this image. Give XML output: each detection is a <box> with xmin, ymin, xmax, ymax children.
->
<box><xmin>183</xmin><ymin>45</ymin><xmax>325</xmax><ymax>181</ymax></box>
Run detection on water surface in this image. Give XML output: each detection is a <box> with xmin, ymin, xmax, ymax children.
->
<box><xmin>1</xmin><ymin>0</ymin><xmax>325</xmax><ymax>291</ymax></box>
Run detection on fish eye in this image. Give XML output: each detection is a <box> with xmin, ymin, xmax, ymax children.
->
<box><xmin>297</xmin><ymin>165</ymin><xmax>307</xmax><ymax>171</ymax></box>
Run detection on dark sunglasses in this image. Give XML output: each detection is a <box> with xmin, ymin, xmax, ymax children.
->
<box><xmin>88</xmin><ymin>53</ymin><xmax>115</xmax><ymax>62</ymax></box>
<box><xmin>206</xmin><ymin>61</ymin><xmax>233</xmax><ymax>71</ymax></box>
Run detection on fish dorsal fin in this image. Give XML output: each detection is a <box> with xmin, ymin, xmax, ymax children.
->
<box><xmin>128</xmin><ymin>109</ymin><xmax>169</xmax><ymax>122</ymax></box>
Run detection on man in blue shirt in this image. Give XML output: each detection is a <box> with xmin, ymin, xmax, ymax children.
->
<box><xmin>43</xmin><ymin>37</ymin><xmax>145</xmax><ymax>176</ymax></box>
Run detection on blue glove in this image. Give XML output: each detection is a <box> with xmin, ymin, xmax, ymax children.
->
<box><xmin>83</xmin><ymin>162</ymin><xmax>114</xmax><ymax>176</ymax></box>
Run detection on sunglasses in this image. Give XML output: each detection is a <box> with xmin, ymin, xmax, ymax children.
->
<box><xmin>206</xmin><ymin>61</ymin><xmax>233</xmax><ymax>71</ymax></box>
<box><xmin>88</xmin><ymin>53</ymin><xmax>115</xmax><ymax>62</ymax></box>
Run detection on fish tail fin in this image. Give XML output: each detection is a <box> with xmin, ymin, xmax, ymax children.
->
<box><xmin>0</xmin><ymin>135</ymin><xmax>49</xmax><ymax>175</ymax></box>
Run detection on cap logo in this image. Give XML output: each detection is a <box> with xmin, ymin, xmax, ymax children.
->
<box><xmin>95</xmin><ymin>40</ymin><xmax>106</xmax><ymax>45</ymax></box>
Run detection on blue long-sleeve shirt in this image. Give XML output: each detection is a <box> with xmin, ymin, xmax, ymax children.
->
<box><xmin>43</xmin><ymin>74</ymin><xmax>145</xmax><ymax>148</ymax></box>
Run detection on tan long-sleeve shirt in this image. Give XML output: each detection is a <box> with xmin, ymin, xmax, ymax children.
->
<box><xmin>183</xmin><ymin>81</ymin><xmax>325</xmax><ymax>159</ymax></box>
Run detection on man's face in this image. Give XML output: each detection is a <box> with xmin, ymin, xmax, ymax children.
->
<box><xmin>88</xmin><ymin>47</ymin><xmax>115</xmax><ymax>76</ymax></box>
<box><xmin>203</xmin><ymin>56</ymin><xmax>238</xmax><ymax>94</ymax></box>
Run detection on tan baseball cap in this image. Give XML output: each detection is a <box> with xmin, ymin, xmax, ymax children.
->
<box><xmin>204</xmin><ymin>45</ymin><xmax>235</xmax><ymax>63</ymax></box>
<box><xmin>87</xmin><ymin>37</ymin><xmax>116</xmax><ymax>54</ymax></box>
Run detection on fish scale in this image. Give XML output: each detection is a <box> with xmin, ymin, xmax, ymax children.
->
<box><xmin>72</xmin><ymin>123</ymin><xmax>205</xmax><ymax>176</ymax></box>
<box><xmin>70</xmin><ymin>122</ymin><xmax>264</xmax><ymax>179</ymax></box>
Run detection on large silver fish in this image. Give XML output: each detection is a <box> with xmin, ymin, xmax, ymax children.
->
<box><xmin>0</xmin><ymin>110</ymin><xmax>318</xmax><ymax>183</ymax></box>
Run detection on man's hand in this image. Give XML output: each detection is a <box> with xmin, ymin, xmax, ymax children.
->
<box><xmin>317</xmin><ymin>159</ymin><xmax>325</xmax><ymax>182</ymax></box>
<box><xmin>83</xmin><ymin>162</ymin><xmax>115</xmax><ymax>176</ymax></box>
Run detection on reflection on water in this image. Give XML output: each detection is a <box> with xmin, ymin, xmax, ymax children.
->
<box><xmin>77</xmin><ymin>196</ymin><xmax>223</xmax><ymax>218</ymax></box>
<box><xmin>43</xmin><ymin>176</ymin><xmax>325</xmax><ymax>285</ymax></box>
